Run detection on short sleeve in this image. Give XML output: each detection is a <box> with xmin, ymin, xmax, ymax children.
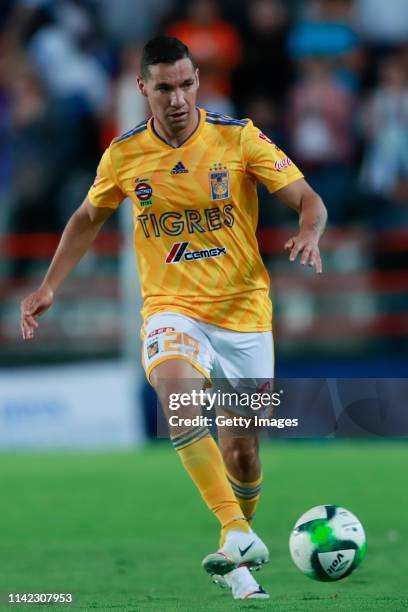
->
<box><xmin>241</xmin><ymin>120</ymin><xmax>304</xmax><ymax>193</ymax></box>
<box><xmin>88</xmin><ymin>147</ymin><xmax>125</xmax><ymax>209</ymax></box>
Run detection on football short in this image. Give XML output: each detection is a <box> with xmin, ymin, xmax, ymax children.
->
<box><xmin>141</xmin><ymin>312</ymin><xmax>274</xmax><ymax>419</ymax></box>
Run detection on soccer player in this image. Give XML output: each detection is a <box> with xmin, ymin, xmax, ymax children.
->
<box><xmin>20</xmin><ymin>36</ymin><xmax>327</xmax><ymax>600</ymax></box>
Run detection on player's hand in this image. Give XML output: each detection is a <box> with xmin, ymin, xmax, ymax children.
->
<box><xmin>20</xmin><ymin>283</ymin><xmax>54</xmax><ymax>340</ymax></box>
<box><xmin>284</xmin><ymin>232</ymin><xmax>322</xmax><ymax>274</ymax></box>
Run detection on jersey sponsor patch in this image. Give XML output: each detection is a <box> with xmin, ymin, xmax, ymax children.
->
<box><xmin>135</xmin><ymin>179</ymin><xmax>153</xmax><ymax>207</ymax></box>
<box><xmin>147</xmin><ymin>326</ymin><xmax>175</xmax><ymax>338</ymax></box>
<box><xmin>274</xmin><ymin>157</ymin><xmax>293</xmax><ymax>172</ymax></box>
<box><xmin>259</xmin><ymin>132</ymin><xmax>274</xmax><ymax>145</ymax></box>
<box><xmin>258</xmin><ymin>133</ymin><xmax>284</xmax><ymax>153</ymax></box>
<box><xmin>209</xmin><ymin>164</ymin><xmax>230</xmax><ymax>201</ymax></box>
<box><xmin>166</xmin><ymin>241</ymin><xmax>227</xmax><ymax>264</ymax></box>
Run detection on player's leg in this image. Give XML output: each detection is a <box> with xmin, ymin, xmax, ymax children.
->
<box><xmin>203</xmin><ymin>326</ymin><xmax>273</xmax><ymax>592</ymax></box>
<box><xmin>209</xmin><ymin>425</ymin><xmax>268</xmax><ymax>599</ymax></box>
<box><xmin>198</xmin><ymin>411</ymin><xmax>268</xmax><ymax>577</ymax></box>
<box><xmin>143</xmin><ymin>313</ymin><xmax>268</xmax><ymax>577</ymax></box>
<box><xmin>218</xmin><ymin>434</ymin><xmax>262</xmax><ymax>542</ymax></box>
<box><xmin>210</xmin><ymin>327</ymin><xmax>273</xmax><ymax>542</ymax></box>
<box><xmin>150</xmin><ymin>358</ymin><xmax>250</xmax><ymax>537</ymax></box>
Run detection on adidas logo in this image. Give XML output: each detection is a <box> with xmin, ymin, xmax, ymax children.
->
<box><xmin>170</xmin><ymin>161</ymin><xmax>189</xmax><ymax>175</ymax></box>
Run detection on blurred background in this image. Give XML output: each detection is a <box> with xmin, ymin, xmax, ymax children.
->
<box><xmin>0</xmin><ymin>0</ymin><xmax>407</xmax><ymax>448</ymax></box>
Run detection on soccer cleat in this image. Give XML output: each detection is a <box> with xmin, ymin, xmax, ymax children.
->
<box><xmin>240</xmin><ymin>586</ymin><xmax>269</xmax><ymax>600</ymax></box>
<box><xmin>212</xmin><ymin>566</ymin><xmax>270</xmax><ymax>600</ymax></box>
<box><xmin>202</xmin><ymin>530</ymin><xmax>269</xmax><ymax>576</ymax></box>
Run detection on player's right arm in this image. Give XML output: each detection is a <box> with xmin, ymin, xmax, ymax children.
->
<box><xmin>20</xmin><ymin>197</ymin><xmax>115</xmax><ymax>340</ymax></box>
<box><xmin>21</xmin><ymin>143</ymin><xmax>125</xmax><ymax>341</ymax></box>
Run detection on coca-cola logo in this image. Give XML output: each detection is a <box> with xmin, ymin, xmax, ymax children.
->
<box><xmin>274</xmin><ymin>157</ymin><xmax>293</xmax><ymax>172</ymax></box>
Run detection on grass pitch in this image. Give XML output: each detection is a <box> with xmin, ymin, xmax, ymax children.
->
<box><xmin>0</xmin><ymin>441</ymin><xmax>407</xmax><ymax>611</ymax></box>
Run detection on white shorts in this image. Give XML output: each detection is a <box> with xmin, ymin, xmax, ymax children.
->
<box><xmin>141</xmin><ymin>312</ymin><xmax>274</xmax><ymax>384</ymax></box>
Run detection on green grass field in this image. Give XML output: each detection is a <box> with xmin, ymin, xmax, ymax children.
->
<box><xmin>0</xmin><ymin>441</ymin><xmax>407</xmax><ymax>612</ymax></box>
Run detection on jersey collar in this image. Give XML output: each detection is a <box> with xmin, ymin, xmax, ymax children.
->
<box><xmin>147</xmin><ymin>107</ymin><xmax>205</xmax><ymax>149</ymax></box>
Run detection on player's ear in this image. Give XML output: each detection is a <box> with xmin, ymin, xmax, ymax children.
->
<box><xmin>137</xmin><ymin>75</ymin><xmax>148</xmax><ymax>97</ymax></box>
<box><xmin>195</xmin><ymin>67</ymin><xmax>199</xmax><ymax>88</ymax></box>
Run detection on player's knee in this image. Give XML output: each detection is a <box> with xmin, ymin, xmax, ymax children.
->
<box><xmin>232</xmin><ymin>448</ymin><xmax>258</xmax><ymax>472</ymax></box>
<box><xmin>225</xmin><ymin>441</ymin><xmax>259</xmax><ymax>477</ymax></box>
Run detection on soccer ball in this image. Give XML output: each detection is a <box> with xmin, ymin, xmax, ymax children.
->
<box><xmin>289</xmin><ymin>505</ymin><xmax>366</xmax><ymax>581</ymax></box>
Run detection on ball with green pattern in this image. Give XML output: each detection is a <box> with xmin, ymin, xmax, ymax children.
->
<box><xmin>289</xmin><ymin>505</ymin><xmax>367</xmax><ymax>581</ymax></box>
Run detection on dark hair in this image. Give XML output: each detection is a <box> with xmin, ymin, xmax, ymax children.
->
<box><xmin>140</xmin><ymin>36</ymin><xmax>195</xmax><ymax>79</ymax></box>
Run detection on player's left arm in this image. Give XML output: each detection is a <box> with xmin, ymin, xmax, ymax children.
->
<box><xmin>275</xmin><ymin>178</ymin><xmax>328</xmax><ymax>274</ymax></box>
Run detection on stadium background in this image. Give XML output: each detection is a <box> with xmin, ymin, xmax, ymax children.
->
<box><xmin>0</xmin><ymin>1</ymin><xmax>407</xmax><ymax>610</ymax></box>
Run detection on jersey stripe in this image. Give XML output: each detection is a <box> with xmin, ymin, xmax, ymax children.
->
<box><xmin>113</xmin><ymin>122</ymin><xmax>148</xmax><ymax>143</ymax></box>
<box><xmin>206</xmin><ymin>111</ymin><xmax>245</xmax><ymax>120</ymax></box>
<box><xmin>206</xmin><ymin>118</ymin><xmax>248</xmax><ymax>127</ymax></box>
<box><xmin>206</xmin><ymin>112</ymin><xmax>247</xmax><ymax>126</ymax></box>
<box><xmin>116</xmin><ymin>120</ymin><xmax>146</xmax><ymax>140</ymax></box>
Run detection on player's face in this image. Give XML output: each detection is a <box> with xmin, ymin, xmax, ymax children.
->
<box><xmin>138</xmin><ymin>58</ymin><xmax>199</xmax><ymax>134</ymax></box>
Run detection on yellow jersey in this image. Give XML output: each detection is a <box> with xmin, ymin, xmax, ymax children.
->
<box><xmin>88</xmin><ymin>108</ymin><xmax>303</xmax><ymax>332</ymax></box>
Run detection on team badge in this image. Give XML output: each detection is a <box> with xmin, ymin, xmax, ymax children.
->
<box><xmin>147</xmin><ymin>340</ymin><xmax>159</xmax><ymax>359</ymax></box>
<box><xmin>209</xmin><ymin>163</ymin><xmax>230</xmax><ymax>201</ymax></box>
<box><xmin>135</xmin><ymin>178</ymin><xmax>153</xmax><ymax>208</ymax></box>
